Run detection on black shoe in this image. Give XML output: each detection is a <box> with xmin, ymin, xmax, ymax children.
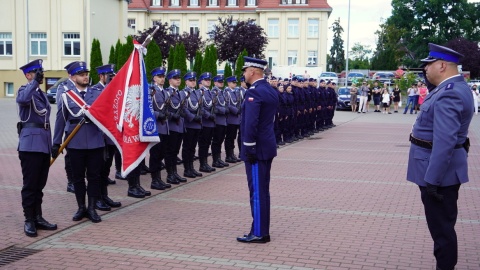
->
<box><xmin>212</xmin><ymin>160</ymin><xmax>224</xmax><ymax>168</ymax></box>
<box><xmin>24</xmin><ymin>220</ymin><xmax>37</xmax><ymax>237</ymax></box>
<box><xmin>103</xmin><ymin>195</ymin><xmax>121</xmax><ymax>208</ymax></box>
<box><xmin>218</xmin><ymin>159</ymin><xmax>229</xmax><ymax>167</ymax></box>
<box><xmin>35</xmin><ymin>216</ymin><xmax>57</xmax><ymax>230</ymax></box>
<box><xmin>199</xmin><ymin>163</ymin><xmax>212</xmax><ymax>172</ymax></box>
<box><xmin>107</xmin><ymin>178</ymin><xmax>116</xmax><ymax>185</ymax></box>
<box><xmin>73</xmin><ymin>205</ymin><xmax>87</xmax><ymax>221</ymax></box>
<box><xmin>87</xmin><ymin>198</ymin><xmax>102</xmax><ymax>223</ymax></box>
<box><xmin>236</xmin><ymin>234</ymin><xmax>270</xmax><ymax>243</ymax></box>
<box><xmin>183</xmin><ymin>169</ymin><xmax>197</xmax><ymax>178</ymax></box>
<box><xmin>137</xmin><ymin>184</ymin><xmax>151</xmax><ymax>196</ymax></box>
<box><xmin>160</xmin><ymin>179</ymin><xmax>171</xmax><ymax>188</ymax></box>
<box><xmin>115</xmin><ymin>171</ymin><xmax>127</xmax><ymax>180</ymax></box>
<box><xmin>67</xmin><ymin>182</ymin><xmax>75</xmax><ymax>193</ymax></box>
<box><xmin>174</xmin><ymin>172</ymin><xmax>187</xmax><ymax>183</ymax></box>
<box><xmin>95</xmin><ymin>198</ymin><xmax>111</xmax><ymax>211</ymax></box>
<box><xmin>128</xmin><ymin>177</ymin><xmax>145</xmax><ymax>198</ymax></box>
<box><xmin>166</xmin><ymin>173</ymin><xmax>180</xmax><ymax>185</ymax></box>
<box><xmin>225</xmin><ymin>156</ymin><xmax>237</xmax><ymax>163</ymax></box>
<box><xmin>151</xmin><ymin>180</ymin><xmax>166</xmax><ymax>190</ymax></box>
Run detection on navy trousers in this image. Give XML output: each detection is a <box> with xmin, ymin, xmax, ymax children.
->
<box><xmin>245</xmin><ymin>159</ymin><xmax>273</xmax><ymax>237</ymax></box>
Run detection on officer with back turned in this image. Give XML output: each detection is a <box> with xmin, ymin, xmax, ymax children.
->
<box><xmin>17</xmin><ymin>59</ymin><xmax>57</xmax><ymax>237</ymax></box>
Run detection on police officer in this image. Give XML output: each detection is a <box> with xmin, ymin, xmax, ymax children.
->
<box><xmin>164</xmin><ymin>69</ymin><xmax>187</xmax><ymax>184</ymax></box>
<box><xmin>181</xmin><ymin>71</ymin><xmax>203</xmax><ymax>178</ymax></box>
<box><xmin>407</xmin><ymin>43</ymin><xmax>472</xmax><ymax>270</ymax></box>
<box><xmin>224</xmin><ymin>76</ymin><xmax>242</xmax><ymax>163</ymax></box>
<box><xmin>148</xmin><ymin>67</ymin><xmax>171</xmax><ymax>190</ymax></box>
<box><xmin>211</xmin><ymin>75</ymin><xmax>229</xmax><ymax>168</ymax></box>
<box><xmin>197</xmin><ymin>72</ymin><xmax>217</xmax><ymax>173</ymax></box>
<box><xmin>237</xmin><ymin>57</ymin><xmax>279</xmax><ymax>243</ymax></box>
<box><xmin>236</xmin><ymin>76</ymin><xmax>247</xmax><ymax>156</ymax></box>
<box><xmin>91</xmin><ymin>64</ymin><xmax>121</xmax><ymax>211</ymax></box>
<box><xmin>52</xmin><ymin>61</ymin><xmax>103</xmax><ymax>223</ymax></box>
<box><xmin>17</xmin><ymin>59</ymin><xmax>57</xmax><ymax>237</ymax></box>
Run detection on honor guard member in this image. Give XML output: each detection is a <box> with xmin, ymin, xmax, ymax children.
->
<box><xmin>283</xmin><ymin>84</ymin><xmax>296</xmax><ymax>142</ymax></box>
<box><xmin>52</xmin><ymin>61</ymin><xmax>104</xmax><ymax>223</ymax></box>
<box><xmin>91</xmin><ymin>64</ymin><xmax>121</xmax><ymax>211</ymax></box>
<box><xmin>237</xmin><ymin>57</ymin><xmax>279</xmax><ymax>243</ymax></box>
<box><xmin>211</xmin><ymin>75</ymin><xmax>230</xmax><ymax>168</ymax></box>
<box><xmin>224</xmin><ymin>76</ymin><xmax>242</xmax><ymax>163</ymax></box>
<box><xmin>236</xmin><ymin>76</ymin><xmax>247</xmax><ymax>157</ymax></box>
<box><xmin>148</xmin><ymin>67</ymin><xmax>172</xmax><ymax>191</ymax></box>
<box><xmin>181</xmin><ymin>71</ymin><xmax>204</xmax><ymax>178</ymax></box>
<box><xmin>17</xmin><ymin>59</ymin><xmax>57</xmax><ymax>237</ymax></box>
<box><xmin>197</xmin><ymin>72</ymin><xmax>217</xmax><ymax>173</ymax></box>
<box><xmin>164</xmin><ymin>69</ymin><xmax>188</xmax><ymax>185</ymax></box>
<box><xmin>407</xmin><ymin>43</ymin><xmax>472</xmax><ymax>270</ymax></box>
<box><xmin>276</xmin><ymin>83</ymin><xmax>287</xmax><ymax>145</ymax></box>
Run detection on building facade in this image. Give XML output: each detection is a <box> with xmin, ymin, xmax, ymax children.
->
<box><xmin>0</xmin><ymin>0</ymin><xmax>130</xmax><ymax>98</ymax></box>
<box><xmin>127</xmin><ymin>0</ymin><xmax>332</xmax><ymax>74</ymax></box>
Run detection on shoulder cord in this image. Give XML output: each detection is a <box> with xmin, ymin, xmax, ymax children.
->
<box><xmin>169</xmin><ymin>89</ymin><xmax>180</xmax><ymax>110</ymax></box>
<box><xmin>227</xmin><ymin>89</ymin><xmax>237</xmax><ymax>105</ymax></box>
<box><xmin>153</xmin><ymin>90</ymin><xmax>169</xmax><ymax>111</ymax></box>
<box><xmin>17</xmin><ymin>88</ymin><xmax>47</xmax><ymax>123</ymax></box>
<box><xmin>216</xmin><ymin>88</ymin><xmax>225</xmax><ymax>106</ymax></box>
<box><xmin>186</xmin><ymin>88</ymin><xmax>199</xmax><ymax>110</ymax></box>
<box><xmin>202</xmin><ymin>88</ymin><xmax>212</xmax><ymax>107</ymax></box>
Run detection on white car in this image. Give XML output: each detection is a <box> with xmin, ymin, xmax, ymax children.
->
<box><xmin>319</xmin><ymin>72</ymin><xmax>338</xmax><ymax>84</ymax></box>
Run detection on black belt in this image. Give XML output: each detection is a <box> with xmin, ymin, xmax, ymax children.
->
<box><xmin>69</xmin><ymin>119</ymin><xmax>90</xmax><ymax>124</ymax></box>
<box><xmin>21</xmin><ymin>122</ymin><xmax>50</xmax><ymax>129</ymax></box>
<box><xmin>409</xmin><ymin>133</ymin><xmax>464</xmax><ymax>150</ymax></box>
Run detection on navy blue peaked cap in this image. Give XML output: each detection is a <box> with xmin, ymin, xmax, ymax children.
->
<box><xmin>421</xmin><ymin>43</ymin><xmax>464</xmax><ymax>64</ymax></box>
<box><xmin>19</xmin><ymin>59</ymin><xmax>43</xmax><ymax>74</ymax></box>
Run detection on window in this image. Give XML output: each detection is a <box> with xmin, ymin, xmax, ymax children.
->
<box><xmin>189</xmin><ymin>21</ymin><xmax>199</xmax><ymax>35</ymax></box>
<box><xmin>207</xmin><ymin>20</ymin><xmax>216</xmax><ymax>38</ymax></box>
<box><xmin>288</xmin><ymin>50</ymin><xmax>297</xmax><ymax>65</ymax></box>
<box><xmin>267</xmin><ymin>19</ymin><xmax>279</xmax><ymax>38</ymax></box>
<box><xmin>128</xmin><ymin>19</ymin><xmax>136</xmax><ymax>29</ymax></box>
<box><xmin>152</xmin><ymin>0</ymin><xmax>162</xmax><ymax>5</ymax></box>
<box><xmin>227</xmin><ymin>0</ymin><xmax>237</xmax><ymax>6</ymax></box>
<box><xmin>30</xmin><ymin>33</ymin><xmax>47</xmax><ymax>56</ymax></box>
<box><xmin>246</xmin><ymin>0</ymin><xmax>256</xmax><ymax>6</ymax></box>
<box><xmin>170</xmin><ymin>0</ymin><xmax>180</xmax><ymax>6</ymax></box>
<box><xmin>307</xmin><ymin>51</ymin><xmax>317</xmax><ymax>66</ymax></box>
<box><xmin>63</xmin><ymin>33</ymin><xmax>80</xmax><ymax>56</ymax></box>
<box><xmin>5</xmin><ymin>82</ymin><xmax>14</xmax><ymax>97</ymax></box>
<box><xmin>152</xmin><ymin>20</ymin><xmax>161</xmax><ymax>26</ymax></box>
<box><xmin>288</xmin><ymin>19</ymin><xmax>299</xmax><ymax>37</ymax></box>
<box><xmin>268</xmin><ymin>51</ymin><xmax>278</xmax><ymax>69</ymax></box>
<box><xmin>208</xmin><ymin>0</ymin><xmax>218</xmax><ymax>6</ymax></box>
<box><xmin>0</xmin><ymin>33</ymin><xmax>12</xmax><ymax>56</ymax></box>
<box><xmin>171</xmin><ymin>20</ymin><xmax>180</xmax><ymax>35</ymax></box>
<box><xmin>308</xmin><ymin>19</ymin><xmax>319</xmax><ymax>38</ymax></box>
<box><xmin>281</xmin><ymin>0</ymin><xmax>307</xmax><ymax>4</ymax></box>
<box><xmin>189</xmin><ymin>0</ymin><xmax>199</xmax><ymax>6</ymax></box>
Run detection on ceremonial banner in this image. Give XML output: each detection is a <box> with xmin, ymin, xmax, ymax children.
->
<box><xmin>86</xmin><ymin>40</ymin><xmax>159</xmax><ymax>177</ymax></box>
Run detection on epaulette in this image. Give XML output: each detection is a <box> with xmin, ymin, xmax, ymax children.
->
<box><xmin>249</xmin><ymin>86</ymin><xmax>256</xmax><ymax>90</ymax></box>
<box><xmin>446</xmin><ymin>83</ymin><xmax>454</xmax><ymax>90</ymax></box>
<box><xmin>90</xmin><ymin>86</ymin><xmax>102</xmax><ymax>92</ymax></box>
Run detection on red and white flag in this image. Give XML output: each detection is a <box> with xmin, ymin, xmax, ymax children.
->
<box><xmin>86</xmin><ymin>40</ymin><xmax>159</xmax><ymax>177</ymax></box>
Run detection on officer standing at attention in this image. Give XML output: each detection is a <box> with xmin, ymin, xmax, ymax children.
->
<box><xmin>407</xmin><ymin>43</ymin><xmax>472</xmax><ymax>270</ymax></box>
<box><xmin>237</xmin><ymin>57</ymin><xmax>279</xmax><ymax>243</ymax></box>
<box><xmin>224</xmin><ymin>76</ymin><xmax>242</xmax><ymax>163</ymax></box>
<box><xmin>91</xmin><ymin>64</ymin><xmax>121</xmax><ymax>211</ymax></box>
<box><xmin>197</xmin><ymin>72</ymin><xmax>217</xmax><ymax>173</ymax></box>
<box><xmin>211</xmin><ymin>75</ymin><xmax>229</xmax><ymax>168</ymax></box>
<box><xmin>17</xmin><ymin>59</ymin><xmax>57</xmax><ymax>237</ymax></box>
<box><xmin>52</xmin><ymin>61</ymin><xmax>104</xmax><ymax>223</ymax></box>
<box><xmin>236</xmin><ymin>76</ymin><xmax>247</xmax><ymax>157</ymax></box>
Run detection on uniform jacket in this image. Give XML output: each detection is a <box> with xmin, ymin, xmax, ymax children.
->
<box><xmin>91</xmin><ymin>82</ymin><xmax>115</xmax><ymax>145</ymax></box>
<box><xmin>407</xmin><ymin>75</ymin><xmax>473</xmax><ymax>187</ymax></box>
<box><xmin>225</xmin><ymin>87</ymin><xmax>241</xmax><ymax>125</ymax></box>
<box><xmin>53</xmin><ymin>85</ymin><xmax>105</xmax><ymax>149</ymax></box>
<box><xmin>284</xmin><ymin>92</ymin><xmax>295</xmax><ymax>116</ymax></box>
<box><xmin>182</xmin><ymin>87</ymin><xmax>202</xmax><ymax>130</ymax></box>
<box><xmin>16</xmin><ymin>80</ymin><xmax>52</xmax><ymax>154</ymax></box>
<box><xmin>165</xmin><ymin>87</ymin><xmax>186</xmax><ymax>133</ymax></box>
<box><xmin>151</xmin><ymin>85</ymin><xmax>170</xmax><ymax>135</ymax></box>
<box><xmin>240</xmin><ymin>79</ymin><xmax>279</xmax><ymax>161</ymax></box>
<box><xmin>213</xmin><ymin>87</ymin><xmax>228</xmax><ymax>126</ymax></box>
<box><xmin>200</xmin><ymin>87</ymin><xmax>216</xmax><ymax>128</ymax></box>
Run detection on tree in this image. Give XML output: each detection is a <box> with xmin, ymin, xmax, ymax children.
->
<box><xmin>446</xmin><ymin>38</ymin><xmax>480</xmax><ymax>78</ymax></box>
<box><xmin>117</xmin><ymin>36</ymin><xmax>134</xmax><ymax>71</ymax></box>
<box><xmin>108</xmin><ymin>45</ymin><xmax>115</xmax><ymax>66</ymax></box>
<box><xmin>145</xmin><ymin>41</ymin><xmax>163</xmax><ymax>82</ymax></box>
<box><xmin>210</xmin><ymin>45</ymin><xmax>218</xmax><ymax>77</ymax></box>
<box><xmin>201</xmin><ymin>46</ymin><xmax>211</xmax><ymax>74</ymax></box>
<box><xmin>179</xmin><ymin>32</ymin><xmax>205</xmax><ymax>69</ymax></box>
<box><xmin>348</xmin><ymin>43</ymin><xmax>371</xmax><ymax>70</ymax></box>
<box><xmin>208</xmin><ymin>16</ymin><xmax>268</xmax><ymax>64</ymax></box>
<box><xmin>328</xmin><ymin>18</ymin><xmax>345</xmax><ymax>73</ymax></box>
<box><xmin>224</xmin><ymin>63</ymin><xmax>232</xmax><ymax>79</ymax></box>
<box><xmin>193</xmin><ymin>51</ymin><xmax>203</xmax><ymax>77</ymax></box>
<box><xmin>235</xmin><ymin>49</ymin><xmax>247</xmax><ymax>80</ymax></box>
<box><xmin>173</xmin><ymin>43</ymin><xmax>188</xmax><ymax>89</ymax></box>
<box><xmin>89</xmin><ymin>38</ymin><xmax>103</xmax><ymax>85</ymax></box>
<box><xmin>114</xmin><ymin>39</ymin><xmax>122</xmax><ymax>72</ymax></box>
<box><xmin>135</xmin><ymin>21</ymin><xmax>179</xmax><ymax>64</ymax></box>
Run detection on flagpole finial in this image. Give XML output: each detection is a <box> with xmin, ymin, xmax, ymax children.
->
<box><xmin>141</xmin><ymin>25</ymin><xmax>160</xmax><ymax>48</ymax></box>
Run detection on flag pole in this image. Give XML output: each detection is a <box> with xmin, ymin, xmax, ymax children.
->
<box><xmin>141</xmin><ymin>25</ymin><xmax>160</xmax><ymax>48</ymax></box>
<box><xmin>50</xmin><ymin>118</ymin><xmax>86</xmax><ymax>166</ymax></box>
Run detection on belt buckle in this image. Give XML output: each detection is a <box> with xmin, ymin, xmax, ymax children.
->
<box><xmin>44</xmin><ymin>123</ymin><xmax>50</xmax><ymax>130</ymax></box>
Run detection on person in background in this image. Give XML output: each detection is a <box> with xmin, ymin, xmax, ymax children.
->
<box><xmin>403</xmin><ymin>83</ymin><xmax>418</xmax><ymax>114</ymax></box>
<box><xmin>381</xmin><ymin>87</ymin><xmax>391</xmax><ymax>114</ymax></box>
<box><xmin>417</xmin><ymin>82</ymin><xmax>429</xmax><ymax>108</ymax></box>
<box><xmin>350</xmin><ymin>83</ymin><xmax>358</xmax><ymax>113</ymax></box>
<box><xmin>392</xmin><ymin>85</ymin><xmax>401</xmax><ymax>113</ymax></box>
<box><xmin>357</xmin><ymin>81</ymin><xmax>369</xmax><ymax>113</ymax></box>
<box><xmin>471</xmin><ymin>84</ymin><xmax>478</xmax><ymax>115</ymax></box>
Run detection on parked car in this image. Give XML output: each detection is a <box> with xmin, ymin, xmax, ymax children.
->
<box><xmin>371</xmin><ymin>72</ymin><xmax>395</xmax><ymax>84</ymax></box>
<box><xmin>319</xmin><ymin>72</ymin><xmax>338</xmax><ymax>84</ymax></box>
<box><xmin>336</xmin><ymin>87</ymin><xmax>359</xmax><ymax>110</ymax></box>
<box><xmin>346</xmin><ymin>72</ymin><xmax>365</xmax><ymax>85</ymax></box>
<box><xmin>46</xmin><ymin>77</ymin><xmax>68</xmax><ymax>103</ymax></box>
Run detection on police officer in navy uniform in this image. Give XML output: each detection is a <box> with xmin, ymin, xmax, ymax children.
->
<box><xmin>237</xmin><ymin>57</ymin><xmax>279</xmax><ymax>243</ymax></box>
<box><xmin>224</xmin><ymin>76</ymin><xmax>242</xmax><ymax>163</ymax></box>
<box><xmin>53</xmin><ymin>61</ymin><xmax>104</xmax><ymax>223</ymax></box>
<box><xmin>164</xmin><ymin>69</ymin><xmax>188</xmax><ymax>184</ymax></box>
<box><xmin>236</xmin><ymin>76</ymin><xmax>247</xmax><ymax>156</ymax></box>
<box><xmin>407</xmin><ymin>43</ymin><xmax>473</xmax><ymax>270</ymax></box>
<box><xmin>197</xmin><ymin>72</ymin><xmax>217</xmax><ymax>173</ymax></box>
<box><xmin>148</xmin><ymin>67</ymin><xmax>172</xmax><ymax>190</ymax></box>
<box><xmin>17</xmin><ymin>59</ymin><xmax>57</xmax><ymax>237</ymax></box>
<box><xmin>181</xmin><ymin>71</ymin><xmax>204</xmax><ymax>178</ymax></box>
<box><xmin>91</xmin><ymin>64</ymin><xmax>121</xmax><ymax>211</ymax></box>
<box><xmin>211</xmin><ymin>75</ymin><xmax>229</xmax><ymax>168</ymax></box>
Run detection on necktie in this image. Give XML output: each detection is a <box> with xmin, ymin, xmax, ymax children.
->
<box><xmin>80</xmin><ymin>91</ymin><xmax>86</xmax><ymax>99</ymax></box>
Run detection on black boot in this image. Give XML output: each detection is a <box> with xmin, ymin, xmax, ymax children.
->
<box><xmin>34</xmin><ymin>205</ymin><xmax>57</xmax><ymax>230</ymax></box>
<box><xmin>183</xmin><ymin>162</ymin><xmax>197</xmax><ymax>178</ymax></box>
<box><xmin>86</xmin><ymin>197</ymin><xmax>102</xmax><ymax>223</ymax></box>
<box><xmin>73</xmin><ymin>196</ymin><xmax>87</xmax><ymax>221</ymax></box>
<box><xmin>23</xmin><ymin>207</ymin><xmax>37</xmax><ymax>237</ymax></box>
<box><xmin>128</xmin><ymin>177</ymin><xmax>145</xmax><ymax>198</ymax></box>
<box><xmin>103</xmin><ymin>195</ymin><xmax>121</xmax><ymax>208</ymax></box>
<box><xmin>190</xmin><ymin>162</ymin><xmax>203</xmax><ymax>177</ymax></box>
<box><xmin>95</xmin><ymin>197</ymin><xmax>111</xmax><ymax>211</ymax></box>
<box><xmin>151</xmin><ymin>171</ymin><xmax>166</xmax><ymax>190</ymax></box>
<box><xmin>218</xmin><ymin>155</ymin><xmax>229</xmax><ymax>167</ymax></box>
<box><xmin>136</xmin><ymin>177</ymin><xmax>151</xmax><ymax>196</ymax></box>
<box><xmin>166</xmin><ymin>166</ymin><xmax>180</xmax><ymax>185</ymax></box>
<box><xmin>212</xmin><ymin>154</ymin><xmax>224</xmax><ymax>168</ymax></box>
<box><xmin>199</xmin><ymin>157</ymin><xmax>212</xmax><ymax>173</ymax></box>
<box><xmin>225</xmin><ymin>150</ymin><xmax>237</xmax><ymax>163</ymax></box>
<box><xmin>173</xmin><ymin>166</ymin><xmax>187</xmax><ymax>182</ymax></box>
<box><xmin>115</xmin><ymin>170</ymin><xmax>127</xmax><ymax>180</ymax></box>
